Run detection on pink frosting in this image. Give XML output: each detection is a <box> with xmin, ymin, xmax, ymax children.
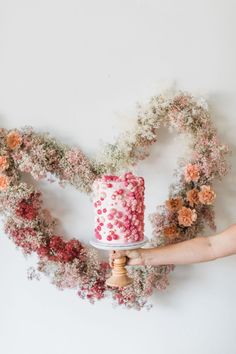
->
<box><xmin>92</xmin><ymin>172</ymin><xmax>145</xmax><ymax>244</ymax></box>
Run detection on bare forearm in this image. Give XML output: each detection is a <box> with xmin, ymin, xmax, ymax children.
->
<box><xmin>140</xmin><ymin>224</ymin><xmax>236</xmax><ymax>266</ymax></box>
<box><xmin>141</xmin><ymin>236</ymin><xmax>216</xmax><ymax>266</ymax></box>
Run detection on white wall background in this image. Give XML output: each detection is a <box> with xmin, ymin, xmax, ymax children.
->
<box><xmin>0</xmin><ymin>1</ymin><xmax>236</xmax><ymax>353</ymax></box>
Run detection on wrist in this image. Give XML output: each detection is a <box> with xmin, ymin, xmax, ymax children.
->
<box><xmin>140</xmin><ymin>248</ymin><xmax>153</xmax><ymax>265</ymax></box>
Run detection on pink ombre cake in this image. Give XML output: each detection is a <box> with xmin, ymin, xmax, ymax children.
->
<box><xmin>92</xmin><ymin>172</ymin><xmax>145</xmax><ymax>245</ymax></box>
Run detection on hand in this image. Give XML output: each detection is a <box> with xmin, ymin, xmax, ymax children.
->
<box><xmin>109</xmin><ymin>248</ymin><xmax>145</xmax><ymax>267</ymax></box>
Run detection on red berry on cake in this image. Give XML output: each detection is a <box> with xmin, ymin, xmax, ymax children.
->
<box><xmin>113</xmin><ymin>234</ymin><xmax>119</xmax><ymax>240</ymax></box>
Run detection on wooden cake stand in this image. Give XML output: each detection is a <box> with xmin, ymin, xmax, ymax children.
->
<box><xmin>90</xmin><ymin>238</ymin><xmax>148</xmax><ymax>288</ymax></box>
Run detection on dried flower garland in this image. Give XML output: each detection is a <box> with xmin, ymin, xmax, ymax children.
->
<box><xmin>0</xmin><ymin>91</ymin><xmax>230</xmax><ymax>310</ymax></box>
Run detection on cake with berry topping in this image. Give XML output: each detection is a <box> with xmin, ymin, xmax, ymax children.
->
<box><xmin>92</xmin><ymin>172</ymin><xmax>145</xmax><ymax>245</ymax></box>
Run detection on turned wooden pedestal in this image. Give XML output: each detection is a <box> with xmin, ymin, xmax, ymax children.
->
<box><xmin>106</xmin><ymin>256</ymin><xmax>132</xmax><ymax>287</ymax></box>
<box><xmin>90</xmin><ymin>238</ymin><xmax>148</xmax><ymax>288</ymax></box>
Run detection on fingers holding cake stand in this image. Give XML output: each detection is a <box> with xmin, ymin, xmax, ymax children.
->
<box><xmin>90</xmin><ymin>238</ymin><xmax>148</xmax><ymax>287</ymax></box>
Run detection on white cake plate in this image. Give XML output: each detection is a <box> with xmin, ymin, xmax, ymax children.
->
<box><xmin>89</xmin><ymin>237</ymin><xmax>149</xmax><ymax>251</ymax></box>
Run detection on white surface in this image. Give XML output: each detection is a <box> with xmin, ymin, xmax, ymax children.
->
<box><xmin>0</xmin><ymin>1</ymin><xmax>236</xmax><ymax>354</ymax></box>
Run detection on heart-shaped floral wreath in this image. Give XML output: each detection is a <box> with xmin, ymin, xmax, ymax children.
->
<box><xmin>0</xmin><ymin>91</ymin><xmax>230</xmax><ymax>310</ymax></box>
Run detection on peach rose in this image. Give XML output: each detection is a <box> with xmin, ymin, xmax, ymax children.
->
<box><xmin>0</xmin><ymin>174</ymin><xmax>10</xmax><ymax>190</ymax></box>
<box><xmin>198</xmin><ymin>185</ymin><xmax>216</xmax><ymax>205</ymax></box>
<box><xmin>165</xmin><ymin>197</ymin><xmax>183</xmax><ymax>212</ymax></box>
<box><xmin>6</xmin><ymin>131</ymin><xmax>22</xmax><ymax>150</ymax></box>
<box><xmin>186</xmin><ymin>188</ymin><xmax>199</xmax><ymax>207</ymax></box>
<box><xmin>178</xmin><ymin>206</ymin><xmax>197</xmax><ymax>227</ymax></box>
<box><xmin>0</xmin><ymin>155</ymin><xmax>9</xmax><ymax>172</ymax></box>
<box><xmin>163</xmin><ymin>225</ymin><xmax>179</xmax><ymax>239</ymax></box>
<box><xmin>184</xmin><ymin>163</ymin><xmax>200</xmax><ymax>183</ymax></box>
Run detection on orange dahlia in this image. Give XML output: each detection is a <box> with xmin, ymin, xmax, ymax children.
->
<box><xmin>178</xmin><ymin>206</ymin><xmax>197</xmax><ymax>227</ymax></box>
<box><xmin>0</xmin><ymin>155</ymin><xmax>9</xmax><ymax>172</ymax></box>
<box><xmin>186</xmin><ymin>188</ymin><xmax>199</xmax><ymax>207</ymax></box>
<box><xmin>6</xmin><ymin>130</ymin><xmax>22</xmax><ymax>150</ymax></box>
<box><xmin>198</xmin><ymin>185</ymin><xmax>216</xmax><ymax>205</ymax></box>
<box><xmin>163</xmin><ymin>225</ymin><xmax>179</xmax><ymax>239</ymax></box>
<box><xmin>165</xmin><ymin>197</ymin><xmax>183</xmax><ymax>212</ymax></box>
<box><xmin>184</xmin><ymin>163</ymin><xmax>200</xmax><ymax>183</ymax></box>
<box><xmin>0</xmin><ymin>174</ymin><xmax>10</xmax><ymax>190</ymax></box>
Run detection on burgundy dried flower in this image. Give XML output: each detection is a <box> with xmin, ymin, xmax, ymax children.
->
<box><xmin>15</xmin><ymin>192</ymin><xmax>41</xmax><ymax>220</ymax></box>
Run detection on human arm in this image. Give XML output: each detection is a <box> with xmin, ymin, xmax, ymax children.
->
<box><xmin>109</xmin><ymin>224</ymin><xmax>236</xmax><ymax>266</ymax></box>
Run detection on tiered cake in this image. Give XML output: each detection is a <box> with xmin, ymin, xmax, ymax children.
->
<box><xmin>92</xmin><ymin>172</ymin><xmax>145</xmax><ymax>245</ymax></box>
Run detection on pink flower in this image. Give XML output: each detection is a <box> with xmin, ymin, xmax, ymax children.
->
<box><xmin>198</xmin><ymin>185</ymin><xmax>216</xmax><ymax>205</ymax></box>
<box><xmin>37</xmin><ymin>236</ymin><xmax>84</xmax><ymax>263</ymax></box>
<box><xmin>184</xmin><ymin>163</ymin><xmax>200</xmax><ymax>183</ymax></box>
<box><xmin>178</xmin><ymin>207</ymin><xmax>197</xmax><ymax>227</ymax></box>
<box><xmin>10</xmin><ymin>227</ymin><xmax>38</xmax><ymax>253</ymax></box>
<box><xmin>16</xmin><ymin>200</ymin><xmax>38</xmax><ymax>220</ymax></box>
<box><xmin>15</xmin><ymin>192</ymin><xmax>41</xmax><ymax>220</ymax></box>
